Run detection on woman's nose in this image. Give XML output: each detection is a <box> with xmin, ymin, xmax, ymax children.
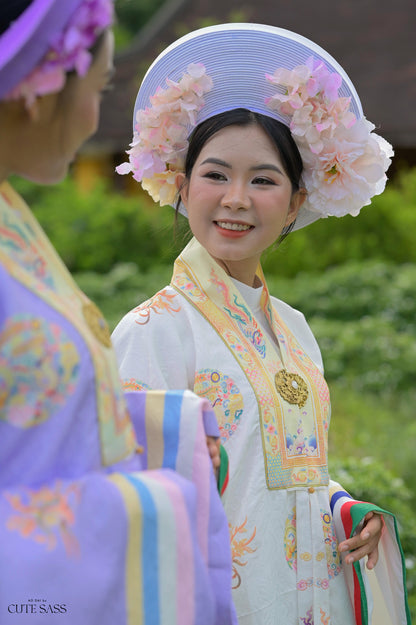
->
<box><xmin>220</xmin><ymin>180</ymin><xmax>250</xmax><ymax>210</ymax></box>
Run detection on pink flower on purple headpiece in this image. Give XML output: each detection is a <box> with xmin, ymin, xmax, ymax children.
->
<box><xmin>53</xmin><ymin>0</ymin><xmax>113</xmax><ymax>75</ymax></box>
<box><xmin>5</xmin><ymin>0</ymin><xmax>114</xmax><ymax>105</ymax></box>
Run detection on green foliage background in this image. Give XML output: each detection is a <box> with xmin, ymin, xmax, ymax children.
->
<box><xmin>112</xmin><ymin>0</ymin><xmax>166</xmax><ymax>49</ymax></box>
<box><xmin>10</xmin><ymin>168</ymin><xmax>416</xmax><ymax>616</ymax></box>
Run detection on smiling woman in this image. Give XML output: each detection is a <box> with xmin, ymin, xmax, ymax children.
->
<box><xmin>113</xmin><ymin>22</ymin><xmax>410</xmax><ymax>625</ymax></box>
<box><xmin>176</xmin><ymin>111</ymin><xmax>305</xmax><ymax>286</ymax></box>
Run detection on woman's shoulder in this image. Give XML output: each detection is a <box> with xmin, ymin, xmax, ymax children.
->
<box><xmin>129</xmin><ymin>285</ymin><xmax>184</xmax><ymax>321</ymax></box>
<box><xmin>270</xmin><ymin>294</ymin><xmax>307</xmax><ymax>325</ymax></box>
<box><xmin>112</xmin><ymin>285</ymin><xmax>188</xmax><ymax>341</ymax></box>
<box><xmin>111</xmin><ymin>285</ymin><xmax>196</xmax><ymax>387</ymax></box>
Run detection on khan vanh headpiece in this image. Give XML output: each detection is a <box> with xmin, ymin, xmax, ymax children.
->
<box><xmin>0</xmin><ymin>0</ymin><xmax>114</xmax><ymax>105</ymax></box>
<box><xmin>117</xmin><ymin>23</ymin><xmax>393</xmax><ymax>230</ymax></box>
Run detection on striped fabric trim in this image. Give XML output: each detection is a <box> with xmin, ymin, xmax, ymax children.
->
<box><xmin>330</xmin><ymin>490</ymin><xmax>411</xmax><ymax>625</ymax></box>
<box><xmin>218</xmin><ymin>445</ymin><xmax>229</xmax><ymax>496</ymax></box>
<box><xmin>125</xmin><ymin>474</ymin><xmax>160</xmax><ymax>624</ymax></box>
<box><xmin>146</xmin><ymin>471</ymin><xmax>194</xmax><ymax>625</ymax></box>
<box><xmin>123</xmin><ymin>389</ymin><xmax>237</xmax><ymax>625</ymax></box>
<box><xmin>108</xmin><ymin>471</ymin><xmax>199</xmax><ymax>625</ymax></box>
<box><xmin>142</xmin><ymin>390</ymin><xmax>212</xmax><ymax>560</ymax></box>
<box><xmin>107</xmin><ymin>473</ymin><xmax>144</xmax><ymax>625</ymax></box>
<box><xmin>329</xmin><ymin>489</ymin><xmax>351</xmax><ymax>513</ymax></box>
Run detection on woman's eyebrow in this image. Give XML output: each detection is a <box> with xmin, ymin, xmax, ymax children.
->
<box><xmin>251</xmin><ymin>164</ymin><xmax>284</xmax><ymax>174</ymax></box>
<box><xmin>200</xmin><ymin>158</ymin><xmax>284</xmax><ymax>175</ymax></box>
<box><xmin>200</xmin><ymin>157</ymin><xmax>231</xmax><ymax>168</ymax></box>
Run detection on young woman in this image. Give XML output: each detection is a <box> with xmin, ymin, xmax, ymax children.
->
<box><xmin>114</xmin><ymin>24</ymin><xmax>410</xmax><ymax>625</ymax></box>
<box><xmin>0</xmin><ymin>4</ymin><xmax>236</xmax><ymax>624</ymax></box>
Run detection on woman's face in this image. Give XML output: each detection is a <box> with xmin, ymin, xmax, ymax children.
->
<box><xmin>54</xmin><ymin>30</ymin><xmax>114</xmax><ymax>179</ymax></box>
<box><xmin>178</xmin><ymin>123</ymin><xmax>305</xmax><ymax>286</ymax></box>
<box><xmin>14</xmin><ymin>29</ymin><xmax>114</xmax><ymax>185</ymax></box>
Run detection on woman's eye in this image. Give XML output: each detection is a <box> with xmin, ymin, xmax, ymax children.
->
<box><xmin>253</xmin><ymin>176</ymin><xmax>275</xmax><ymax>185</ymax></box>
<box><xmin>204</xmin><ymin>171</ymin><xmax>226</xmax><ymax>181</ymax></box>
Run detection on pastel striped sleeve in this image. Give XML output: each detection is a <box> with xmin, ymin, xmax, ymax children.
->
<box><xmin>1</xmin><ymin>467</ymin><xmax>231</xmax><ymax>625</ymax></box>
<box><xmin>108</xmin><ymin>469</ymin><xmax>216</xmax><ymax>625</ymax></box>
<box><xmin>125</xmin><ymin>388</ymin><xmax>237</xmax><ymax>625</ymax></box>
<box><xmin>0</xmin><ymin>389</ymin><xmax>237</xmax><ymax>625</ymax></box>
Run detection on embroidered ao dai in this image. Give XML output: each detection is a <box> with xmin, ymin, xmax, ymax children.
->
<box><xmin>113</xmin><ymin>238</ymin><xmax>410</xmax><ymax>625</ymax></box>
<box><xmin>0</xmin><ymin>184</ymin><xmax>236</xmax><ymax>625</ymax></box>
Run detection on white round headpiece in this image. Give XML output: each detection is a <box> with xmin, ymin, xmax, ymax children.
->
<box><xmin>117</xmin><ymin>23</ymin><xmax>393</xmax><ymax>230</ymax></box>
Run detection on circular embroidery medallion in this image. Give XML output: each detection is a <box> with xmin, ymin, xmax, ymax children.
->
<box><xmin>82</xmin><ymin>301</ymin><xmax>112</xmax><ymax>348</ymax></box>
<box><xmin>0</xmin><ymin>315</ymin><xmax>80</xmax><ymax>427</ymax></box>
<box><xmin>194</xmin><ymin>369</ymin><xmax>243</xmax><ymax>443</ymax></box>
<box><xmin>275</xmin><ymin>369</ymin><xmax>308</xmax><ymax>408</ymax></box>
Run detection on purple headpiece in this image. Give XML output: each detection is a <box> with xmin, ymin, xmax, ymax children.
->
<box><xmin>0</xmin><ymin>0</ymin><xmax>114</xmax><ymax>104</ymax></box>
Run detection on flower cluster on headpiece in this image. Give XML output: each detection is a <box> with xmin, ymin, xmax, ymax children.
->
<box><xmin>5</xmin><ymin>0</ymin><xmax>114</xmax><ymax>106</ymax></box>
<box><xmin>265</xmin><ymin>57</ymin><xmax>393</xmax><ymax>218</ymax></box>
<box><xmin>116</xmin><ymin>63</ymin><xmax>213</xmax><ymax>206</ymax></box>
<box><xmin>118</xmin><ymin>56</ymin><xmax>392</xmax><ymax>221</ymax></box>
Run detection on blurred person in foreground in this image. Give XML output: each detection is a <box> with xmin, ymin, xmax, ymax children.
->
<box><xmin>0</xmin><ymin>3</ymin><xmax>236</xmax><ymax>624</ymax></box>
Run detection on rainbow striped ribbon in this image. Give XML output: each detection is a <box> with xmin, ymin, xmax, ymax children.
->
<box><xmin>330</xmin><ymin>489</ymin><xmax>410</xmax><ymax>625</ymax></box>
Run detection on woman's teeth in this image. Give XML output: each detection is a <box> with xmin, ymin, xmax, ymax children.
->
<box><xmin>216</xmin><ymin>221</ymin><xmax>251</xmax><ymax>231</ymax></box>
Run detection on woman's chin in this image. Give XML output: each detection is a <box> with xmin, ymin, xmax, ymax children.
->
<box><xmin>24</xmin><ymin>162</ymin><xmax>69</xmax><ymax>186</ymax></box>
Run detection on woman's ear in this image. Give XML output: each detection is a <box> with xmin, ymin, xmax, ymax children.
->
<box><xmin>3</xmin><ymin>96</ymin><xmax>41</xmax><ymax>124</ymax></box>
<box><xmin>25</xmin><ymin>91</ymin><xmax>60</xmax><ymax>125</ymax></box>
<box><xmin>175</xmin><ymin>172</ymin><xmax>188</xmax><ymax>206</ymax></box>
<box><xmin>285</xmin><ymin>187</ymin><xmax>307</xmax><ymax>227</ymax></box>
<box><xmin>25</xmin><ymin>97</ymin><xmax>41</xmax><ymax>122</ymax></box>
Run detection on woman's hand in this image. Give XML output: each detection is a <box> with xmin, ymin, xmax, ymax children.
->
<box><xmin>338</xmin><ymin>511</ymin><xmax>383</xmax><ymax>570</ymax></box>
<box><xmin>206</xmin><ymin>436</ymin><xmax>221</xmax><ymax>475</ymax></box>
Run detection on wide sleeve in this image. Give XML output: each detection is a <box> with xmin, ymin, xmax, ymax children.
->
<box><xmin>329</xmin><ymin>480</ymin><xmax>411</xmax><ymax>625</ymax></box>
<box><xmin>112</xmin><ymin>287</ymin><xmax>195</xmax><ymax>391</ymax></box>
<box><xmin>0</xmin><ymin>389</ymin><xmax>237</xmax><ymax>625</ymax></box>
<box><xmin>125</xmin><ymin>389</ymin><xmax>236</xmax><ymax>624</ymax></box>
<box><xmin>0</xmin><ymin>467</ymin><xmax>216</xmax><ymax>624</ymax></box>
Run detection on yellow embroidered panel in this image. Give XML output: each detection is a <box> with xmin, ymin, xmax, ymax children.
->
<box><xmin>0</xmin><ymin>183</ymin><xmax>136</xmax><ymax>465</ymax></box>
<box><xmin>172</xmin><ymin>240</ymin><xmax>330</xmax><ymax>489</ymax></box>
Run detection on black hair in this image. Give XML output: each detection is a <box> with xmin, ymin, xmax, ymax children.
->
<box><xmin>184</xmin><ymin>108</ymin><xmax>303</xmax><ymax>192</ymax></box>
<box><xmin>0</xmin><ymin>0</ymin><xmax>33</xmax><ymax>36</ymax></box>
<box><xmin>175</xmin><ymin>108</ymin><xmax>304</xmax><ymax>238</ymax></box>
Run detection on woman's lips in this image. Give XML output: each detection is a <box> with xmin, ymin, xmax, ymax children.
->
<box><xmin>214</xmin><ymin>220</ymin><xmax>253</xmax><ymax>237</ymax></box>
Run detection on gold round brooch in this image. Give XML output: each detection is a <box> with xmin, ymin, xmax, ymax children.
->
<box><xmin>274</xmin><ymin>369</ymin><xmax>309</xmax><ymax>408</ymax></box>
